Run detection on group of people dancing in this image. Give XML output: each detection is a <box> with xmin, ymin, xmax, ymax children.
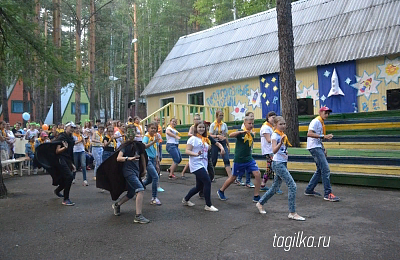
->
<box><xmin>27</xmin><ymin>105</ymin><xmax>339</xmax><ymax>224</ymax></box>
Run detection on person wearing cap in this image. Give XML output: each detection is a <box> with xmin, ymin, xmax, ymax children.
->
<box><xmin>35</xmin><ymin>131</ymin><xmax>50</xmax><ymax>147</ymax></box>
<box><xmin>304</xmin><ymin>106</ymin><xmax>340</xmax><ymax>202</ymax></box>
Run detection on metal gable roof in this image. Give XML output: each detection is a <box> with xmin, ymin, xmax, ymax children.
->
<box><xmin>142</xmin><ymin>0</ymin><xmax>400</xmax><ymax>97</ymax></box>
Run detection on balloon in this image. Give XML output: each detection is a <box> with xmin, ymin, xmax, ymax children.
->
<box><xmin>22</xmin><ymin>112</ymin><xmax>30</xmax><ymax>121</ymax></box>
<box><xmin>42</xmin><ymin>124</ymin><xmax>49</xmax><ymax>131</ymax></box>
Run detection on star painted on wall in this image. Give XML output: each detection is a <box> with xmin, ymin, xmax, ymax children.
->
<box><xmin>230</xmin><ymin>101</ymin><xmax>247</xmax><ymax>121</ymax></box>
<box><xmin>266</xmin><ymin>100</ymin><xmax>270</xmax><ymax>106</ymax></box>
<box><xmin>265</xmin><ymin>83</ymin><xmax>270</xmax><ymax>88</ymax></box>
<box><xmin>297</xmin><ymin>84</ymin><xmax>319</xmax><ymax>106</ymax></box>
<box><xmin>247</xmin><ymin>88</ymin><xmax>261</xmax><ymax>109</ymax></box>
<box><xmin>271</xmin><ymin>77</ymin><xmax>277</xmax><ymax>83</ymax></box>
<box><xmin>296</xmin><ymin>80</ymin><xmax>302</xmax><ymax>93</ymax></box>
<box><xmin>345</xmin><ymin>78</ymin><xmax>352</xmax><ymax>85</ymax></box>
<box><xmin>273</xmin><ymin>86</ymin><xmax>278</xmax><ymax>92</ymax></box>
<box><xmin>324</xmin><ymin>70</ymin><xmax>331</xmax><ymax>77</ymax></box>
<box><xmin>320</xmin><ymin>95</ymin><xmax>327</xmax><ymax>102</ymax></box>
<box><xmin>261</xmin><ymin>77</ymin><xmax>266</xmax><ymax>83</ymax></box>
<box><xmin>351</xmin><ymin>71</ymin><xmax>381</xmax><ymax>101</ymax></box>
<box><xmin>377</xmin><ymin>57</ymin><xmax>400</xmax><ymax>85</ymax></box>
<box><xmin>262</xmin><ymin>93</ymin><xmax>266</xmax><ymax>99</ymax></box>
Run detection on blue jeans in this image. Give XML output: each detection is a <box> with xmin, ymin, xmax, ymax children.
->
<box><xmin>166</xmin><ymin>143</ymin><xmax>182</xmax><ymax>164</ymax></box>
<box><xmin>211</xmin><ymin>140</ymin><xmax>230</xmax><ymax>167</ymax></box>
<box><xmin>259</xmin><ymin>161</ymin><xmax>297</xmax><ymax>213</ymax></box>
<box><xmin>125</xmin><ymin>172</ymin><xmax>145</xmax><ymax>199</ymax></box>
<box><xmin>73</xmin><ymin>151</ymin><xmax>87</xmax><ymax>181</ymax></box>
<box><xmin>102</xmin><ymin>150</ymin><xmax>114</xmax><ymax>162</ymax></box>
<box><xmin>143</xmin><ymin>158</ymin><xmax>159</xmax><ymax>198</ymax></box>
<box><xmin>305</xmin><ymin>147</ymin><xmax>332</xmax><ymax>196</ymax></box>
<box><xmin>92</xmin><ymin>147</ymin><xmax>103</xmax><ymax>177</ymax></box>
<box><xmin>185</xmin><ymin>167</ymin><xmax>212</xmax><ymax>207</ymax></box>
<box><xmin>158</xmin><ymin>143</ymin><xmax>163</xmax><ymax>161</ymax></box>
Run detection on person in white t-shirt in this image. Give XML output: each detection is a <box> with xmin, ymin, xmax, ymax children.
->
<box><xmin>256</xmin><ymin>116</ymin><xmax>305</xmax><ymax>221</ymax></box>
<box><xmin>260</xmin><ymin>111</ymin><xmax>276</xmax><ymax>191</ymax></box>
<box><xmin>304</xmin><ymin>106</ymin><xmax>340</xmax><ymax>202</ymax></box>
<box><xmin>182</xmin><ymin>121</ymin><xmax>219</xmax><ymax>212</ymax></box>
<box><xmin>165</xmin><ymin>118</ymin><xmax>182</xmax><ymax>179</ymax></box>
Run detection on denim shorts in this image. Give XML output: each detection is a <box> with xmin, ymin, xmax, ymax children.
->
<box><xmin>232</xmin><ymin>159</ymin><xmax>259</xmax><ymax>177</ymax></box>
<box><xmin>166</xmin><ymin>143</ymin><xmax>182</xmax><ymax>164</ymax></box>
<box><xmin>125</xmin><ymin>172</ymin><xmax>145</xmax><ymax>199</ymax></box>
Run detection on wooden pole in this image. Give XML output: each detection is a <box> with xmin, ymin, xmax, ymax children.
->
<box><xmin>133</xmin><ymin>2</ymin><xmax>139</xmax><ymax>116</ymax></box>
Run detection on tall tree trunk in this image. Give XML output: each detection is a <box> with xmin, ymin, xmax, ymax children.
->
<box><xmin>276</xmin><ymin>0</ymin><xmax>299</xmax><ymax>147</ymax></box>
<box><xmin>53</xmin><ymin>0</ymin><xmax>62</xmax><ymax>124</ymax></box>
<box><xmin>1</xmin><ymin>79</ymin><xmax>8</xmax><ymax>123</ymax></box>
<box><xmin>133</xmin><ymin>2</ymin><xmax>139</xmax><ymax>116</ymax></box>
<box><xmin>44</xmin><ymin>10</ymin><xmax>48</xmax><ymax>120</ymax></box>
<box><xmin>75</xmin><ymin>0</ymin><xmax>82</xmax><ymax>124</ymax></box>
<box><xmin>89</xmin><ymin>0</ymin><xmax>96</xmax><ymax>120</ymax></box>
<box><xmin>34</xmin><ymin>0</ymin><xmax>41</xmax><ymax>122</ymax></box>
<box><xmin>125</xmin><ymin>24</ymin><xmax>132</xmax><ymax>122</ymax></box>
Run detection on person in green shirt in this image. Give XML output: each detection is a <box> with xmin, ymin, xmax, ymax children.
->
<box><xmin>217</xmin><ymin>116</ymin><xmax>261</xmax><ymax>203</ymax></box>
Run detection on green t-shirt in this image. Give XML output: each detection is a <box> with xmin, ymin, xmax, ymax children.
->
<box><xmin>234</xmin><ymin>131</ymin><xmax>254</xmax><ymax>163</ymax></box>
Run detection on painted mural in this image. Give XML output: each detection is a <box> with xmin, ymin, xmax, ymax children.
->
<box><xmin>205</xmin><ymin>84</ymin><xmax>251</xmax><ymax>108</ymax></box>
<box><xmin>351</xmin><ymin>71</ymin><xmax>381</xmax><ymax>101</ymax></box>
<box><xmin>377</xmin><ymin>57</ymin><xmax>400</xmax><ymax>85</ymax></box>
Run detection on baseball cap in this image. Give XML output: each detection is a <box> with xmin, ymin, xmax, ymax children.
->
<box><xmin>65</xmin><ymin>122</ymin><xmax>77</xmax><ymax>128</ymax></box>
<box><xmin>319</xmin><ymin>106</ymin><xmax>332</xmax><ymax>113</ymax></box>
<box><xmin>40</xmin><ymin>131</ymin><xmax>48</xmax><ymax>137</ymax></box>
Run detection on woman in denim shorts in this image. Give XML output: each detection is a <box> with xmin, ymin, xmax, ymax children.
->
<box><xmin>165</xmin><ymin>118</ymin><xmax>182</xmax><ymax>179</ymax></box>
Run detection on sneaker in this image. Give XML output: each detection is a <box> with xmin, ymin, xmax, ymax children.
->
<box><xmin>256</xmin><ymin>202</ymin><xmax>266</xmax><ymax>214</ymax></box>
<box><xmin>234</xmin><ymin>179</ymin><xmax>241</xmax><ymax>185</ymax></box>
<box><xmin>72</xmin><ymin>179</ymin><xmax>76</xmax><ymax>184</ymax></box>
<box><xmin>260</xmin><ymin>186</ymin><xmax>269</xmax><ymax>192</ymax></box>
<box><xmin>168</xmin><ymin>174</ymin><xmax>176</xmax><ymax>179</ymax></box>
<box><xmin>62</xmin><ymin>199</ymin><xmax>75</xmax><ymax>206</ymax></box>
<box><xmin>112</xmin><ymin>202</ymin><xmax>121</xmax><ymax>216</ymax></box>
<box><xmin>324</xmin><ymin>193</ymin><xmax>340</xmax><ymax>202</ymax></box>
<box><xmin>33</xmin><ymin>169</ymin><xmax>38</xmax><ymax>175</ymax></box>
<box><xmin>204</xmin><ymin>205</ymin><xmax>219</xmax><ymax>212</ymax></box>
<box><xmin>253</xmin><ymin>195</ymin><xmax>260</xmax><ymax>203</ymax></box>
<box><xmin>182</xmin><ymin>198</ymin><xmax>195</xmax><ymax>207</ymax></box>
<box><xmin>54</xmin><ymin>189</ymin><xmax>64</xmax><ymax>198</ymax></box>
<box><xmin>239</xmin><ymin>181</ymin><xmax>245</xmax><ymax>186</ymax></box>
<box><xmin>217</xmin><ymin>190</ymin><xmax>227</xmax><ymax>201</ymax></box>
<box><xmin>83</xmin><ymin>180</ymin><xmax>89</xmax><ymax>186</ymax></box>
<box><xmin>276</xmin><ymin>189</ymin><xmax>283</xmax><ymax>195</ymax></box>
<box><xmin>157</xmin><ymin>187</ymin><xmax>165</xmax><ymax>192</ymax></box>
<box><xmin>198</xmin><ymin>192</ymin><xmax>204</xmax><ymax>199</ymax></box>
<box><xmin>288</xmin><ymin>213</ymin><xmax>305</xmax><ymax>221</ymax></box>
<box><xmin>134</xmin><ymin>214</ymin><xmax>150</xmax><ymax>224</ymax></box>
<box><xmin>180</xmin><ymin>176</ymin><xmax>186</xmax><ymax>180</ymax></box>
<box><xmin>304</xmin><ymin>190</ymin><xmax>322</xmax><ymax>197</ymax></box>
<box><xmin>246</xmin><ymin>182</ymin><xmax>255</xmax><ymax>188</ymax></box>
<box><xmin>151</xmin><ymin>198</ymin><xmax>162</xmax><ymax>206</ymax></box>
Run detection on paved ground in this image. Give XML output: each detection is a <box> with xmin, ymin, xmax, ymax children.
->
<box><xmin>0</xmin><ymin>171</ymin><xmax>399</xmax><ymax>260</ymax></box>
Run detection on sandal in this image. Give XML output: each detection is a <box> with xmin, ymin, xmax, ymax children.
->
<box><xmin>168</xmin><ymin>174</ymin><xmax>176</xmax><ymax>179</ymax></box>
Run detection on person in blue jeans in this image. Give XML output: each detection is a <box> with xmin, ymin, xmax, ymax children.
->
<box><xmin>142</xmin><ymin>122</ymin><xmax>162</xmax><ymax>206</ymax></box>
<box><xmin>165</xmin><ymin>118</ymin><xmax>182</xmax><ymax>179</ymax></box>
<box><xmin>304</xmin><ymin>106</ymin><xmax>340</xmax><ymax>202</ymax></box>
<box><xmin>102</xmin><ymin>126</ymin><xmax>116</xmax><ymax>161</ymax></box>
<box><xmin>72</xmin><ymin>126</ymin><xmax>88</xmax><ymax>186</ymax></box>
<box><xmin>256</xmin><ymin>116</ymin><xmax>305</xmax><ymax>221</ymax></box>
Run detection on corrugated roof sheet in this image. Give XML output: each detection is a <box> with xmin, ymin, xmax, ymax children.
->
<box><xmin>142</xmin><ymin>0</ymin><xmax>400</xmax><ymax>96</ymax></box>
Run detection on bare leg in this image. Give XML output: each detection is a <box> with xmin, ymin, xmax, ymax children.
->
<box><xmin>253</xmin><ymin>171</ymin><xmax>261</xmax><ymax>197</ymax></box>
<box><xmin>169</xmin><ymin>163</ymin><xmax>177</xmax><ymax>177</ymax></box>
<box><xmin>225</xmin><ymin>166</ymin><xmax>232</xmax><ymax>178</ymax></box>
<box><xmin>117</xmin><ymin>195</ymin><xmax>130</xmax><ymax>206</ymax></box>
<box><xmin>181</xmin><ymin>162</ymin><xmax>189</xmax><ymax>177</ymax></box>
<box><xmin>135</xmin><ymin>191</ymin><xmax>144</xmax><ymax>215</ymax></box>
<box><xmin>220</xmin><ymin>175</ymin><xmax>236</xmax><ymax>192</ymax></box>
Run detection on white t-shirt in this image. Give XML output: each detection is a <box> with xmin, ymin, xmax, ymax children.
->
<box><xmin>114</xmin><ymin>131</ymin><xmax>123</xmax><ymax>148</ymax></box>
<box><xmin>271</xmin><ymin>132</ymin><xmax>288</xmax><ymax>162</ymax></box>
<box><xmin>187</xmin><ymin>136</ymin><xmax>209</xmax><ymax>172</ymax></box>
<box><xmin>135</xmin><ymin>126</ymin><xmax>143</xmax><ymax>142</ymax></box>
<box><xmin>166</xmin><ymin>126</ymin><xmax>179</xmax><ymax>144</ymax></box>
<box><xmin>209</xmin><ymin>122</ymin><xmax>228</xmax><ymax>140</ymax></box>
<box><xmin>307</xmin><ymin>118</ymin><xmax>323</xmax><ymax>149</ymax></box>
<box><xmin>260</xmin><ymin>124</ymin><xmax>273</xmax><ymax>155</ymax></box>
<box><xmin>73</xmin><ymin>135</ymin><xmax>85</xmax><ymax>153</ymax></box>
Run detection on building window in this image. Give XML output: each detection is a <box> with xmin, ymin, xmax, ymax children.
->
<box><xmin>160</xmin><ymin>97</ymin><xmax>174</xmax><ymax>117</ymax></box>
<box><xmin>71</xmin><ymin>102</ymin><xmax>88</xmax><ymax>115</ymax></box>
<box><xmin>188</xmin><ymin>92</ymin><xmax>204</xmax><ymax>113</ymax></box>
<box><xmin>11</xmin><ymin>101</ymin><xmax>28</xmax><ymax>113</ymax></box>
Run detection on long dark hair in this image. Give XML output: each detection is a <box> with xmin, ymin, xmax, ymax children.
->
<box><xmin>193</xmin><ymin>121</ymin><xmax>208</xmax><ymax>138</ymax></box>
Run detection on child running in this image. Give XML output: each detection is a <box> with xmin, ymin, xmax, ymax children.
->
<box><xmin>236</xmin><ymin>111</ymin><xmax>255</xmax><ymax>187</ymax></box>
<box><xmin>217</xmin><ymin>116</ymin><xmax>262</xmax><ymax>202</ymax></box>
<box><xmin>142</xmin><ymin>122</ymin><xmax>162</xmax><ymax>205</ymax></box>
<box><xmin>255</xmin><ymin>116</ymin><xmax>305</xmax><ymax>221</ymax></box>
<box><xmin>182</xmin><ymin>121</ymin><xmax>219</xmax><ymax>212</ymax></box>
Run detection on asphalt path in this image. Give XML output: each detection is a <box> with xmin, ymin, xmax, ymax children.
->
<box><xmin>0</xmin><ymin>171</ymin><xmax>399</xmax><ymax>260</ymax></box>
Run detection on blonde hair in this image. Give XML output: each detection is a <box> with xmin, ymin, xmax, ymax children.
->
<box><xmin>274</xmin><ymin>116</ymin><xmax>285</xmax><ymax>125</ymax></box>
<box><xmin>244</xmin><ymin>116</ymin><xmax>254</xmax><ymax>122</ymax></box>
